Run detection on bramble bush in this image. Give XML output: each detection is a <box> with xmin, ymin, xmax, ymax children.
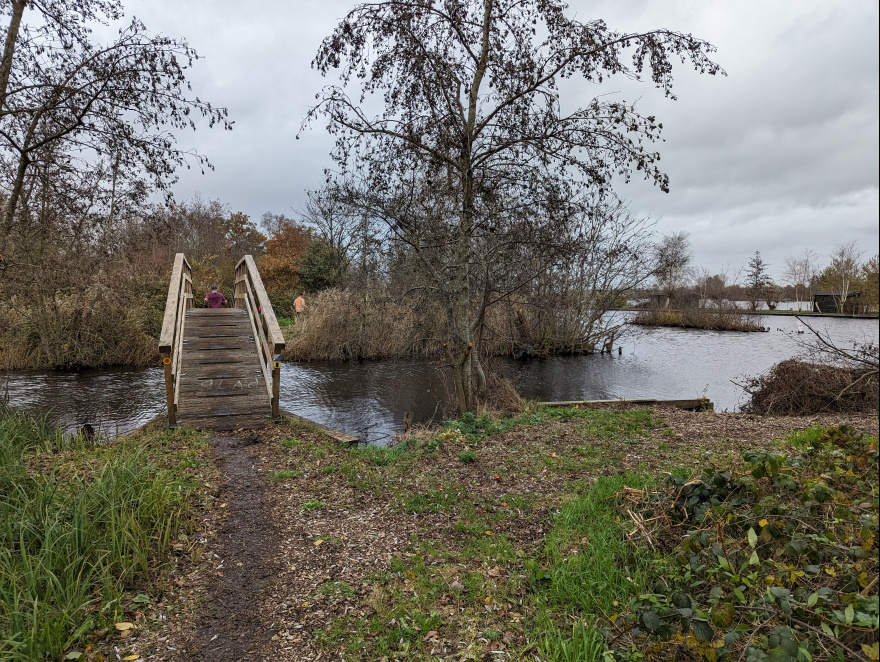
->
<box><xmin>608</xmin><ymin>425</ymin><xmax>878</xmax><ymax>661</ymax></box>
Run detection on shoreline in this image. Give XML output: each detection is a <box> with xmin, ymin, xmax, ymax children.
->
<box><xmin>613</xmin><ymin>306</ymin><xmax>878</xmax><ymax>319</ymax></box>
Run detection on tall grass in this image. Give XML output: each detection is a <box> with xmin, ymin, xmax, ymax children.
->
<box><xmin>0</xmin><ymin>292</ymin><xmax>160</xmax><ymax>370</ymax></box>
<box><xmin>0</xmin><ymin>406</ymin><xmax>191</xmax><ymax>660</ymax></box>
<box><xmin>537</xmin><ymin>474</ymin><xmax>651</xmax><ymax>661</ymax></box>
<box><xmin>285</xmin><ymin>288</ymin><xmax>431</xmax><ymax>361</ymax></box>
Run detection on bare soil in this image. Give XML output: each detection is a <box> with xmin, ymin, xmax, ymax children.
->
<box><xmin>176</xmin><ymin>434</ymin><xmax>285</xmax><ymax>660</ymax></box>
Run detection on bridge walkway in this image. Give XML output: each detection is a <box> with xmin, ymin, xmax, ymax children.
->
<box><xmin>158</xmin><ymin>253</ymin><xmax>285</xmax><ymax>431</ymax></box>
<box><xmin>176</xmin><ymin>308</ymin><xmax>270</xmax><ymax>430</ymax></box>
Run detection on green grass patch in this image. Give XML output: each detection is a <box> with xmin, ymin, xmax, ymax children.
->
<box><xmin>272</xmin><ymin>468</ymin><xmax>301</xmax><ymax>480</ymax></box>
<box><xmin>303</xmin><ymin>499</ymin><xmax>326</xmax><ymax>510</ymax></box>
<box><xmin>540</xmin><ymin>474</ymin><xmax>650</xmax><ymax>612</ymax></box>
<box><xmin>785</xmin><ymin>424</ymin><xmax>825</xmax><ymax>448</ymax></box>
<box><xmin>0</xmin><ymin>406</ymin><xmax>204</xmax><ymax>660</ymax></box>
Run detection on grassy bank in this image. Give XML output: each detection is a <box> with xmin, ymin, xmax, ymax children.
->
<box><xmin>0</xmin><ymin>407</ymin><xmax>211</xmax><ymax>661</ymax></box>
<box><xmin>285</xmin><ymin>410</ymin><xmax>877</xmax><ymax>661</ymax></box>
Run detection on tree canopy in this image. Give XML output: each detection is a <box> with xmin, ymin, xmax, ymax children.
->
<box><xmin>306</xmin><ymin>0</ymin><xmax>724</xmax><ymax>411</ymax></box>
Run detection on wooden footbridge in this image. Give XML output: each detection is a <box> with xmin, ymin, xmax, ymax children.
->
<box><xmin>158</xmin><ymin>254</ymin><xmax>285</xmax><ymax>431</ymax></box>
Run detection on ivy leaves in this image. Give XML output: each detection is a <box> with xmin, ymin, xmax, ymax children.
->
<box><xmin>608</xmin><ymin>425</ymin><xmax>878</xmax><ymax>661</ymax></box>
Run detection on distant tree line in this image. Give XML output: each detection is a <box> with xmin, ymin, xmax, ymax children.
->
<box><xmin>646</xmin><ymin>233</ymin><xmax>878</xmax><ymax>314</ymax></box>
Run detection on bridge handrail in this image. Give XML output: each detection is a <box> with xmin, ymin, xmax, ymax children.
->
<box><xmin>233</xmin><ymin>255</ymin><xmax>286</xmax><ymax>418</ymax></box>
<box><xmin>158</xmin><ymin>253</ymin><xmax>193</xmax><ymax>427</ymax></box>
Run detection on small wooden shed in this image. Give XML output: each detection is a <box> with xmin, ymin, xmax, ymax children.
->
<box><xmin>812</xmin><ymin>291</ymin><xmax>861</xmax><ymax>314</ymax></box>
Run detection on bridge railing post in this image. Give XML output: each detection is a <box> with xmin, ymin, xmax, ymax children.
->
<box><xmin>158</xmin><ymin>253</ymin><xmax>192</xmax><ymax>428</ymax></box>
<box><xmin>234</xmin><ymin>255</ymin><xmax>286</xmax><ymax>419</ymax></box>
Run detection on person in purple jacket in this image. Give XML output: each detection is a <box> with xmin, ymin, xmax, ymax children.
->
<box><xmin>204</xmin><ymin>285</ymin><xmax>228</xmax><ymax>309</ymax></box>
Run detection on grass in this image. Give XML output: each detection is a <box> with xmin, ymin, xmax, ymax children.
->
<box><xmin>275</xmin><ymin>404</ymin><xmax>874</xmax><ymax>661</ymax></box>
<box><xmin>532</xmin><ymin>474</ymin><xmax>652</xmax><ymax>660</ymax></box>
<box><xmin>541</xmin><ymin>474</ymin><xmax>650</xmax><ymax>612</ymax></box>
<box><xmin>0</xmin><ymin>405</ymin><xmax>206</xmax><ymax>661</ymax></box>
<box><xmin>272</xmin><ymin>468</ymin><xmax>302</xmax><ymax>480</ymax></box>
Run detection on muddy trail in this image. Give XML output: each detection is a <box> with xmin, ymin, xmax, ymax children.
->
<box><xmin>180</xmin><ymin>434</ymin><xmax>283</xmax><ymax>660</ymax></box>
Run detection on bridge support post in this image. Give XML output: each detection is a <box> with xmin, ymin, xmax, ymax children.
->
<box><xmin>162</xmin><ymin>353</ymin><xmax>177</xmax><ymax>427</ymax></box>
<box><xmin>272</xmin><ymin>361</ymin><xmax>281</xmax><ymax>419</ymax></box>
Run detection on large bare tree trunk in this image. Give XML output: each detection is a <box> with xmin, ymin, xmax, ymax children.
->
<box><xmin>0</xmin><ymin>0</ymin><xmax>26</xmax><ymax>112</ymax></box>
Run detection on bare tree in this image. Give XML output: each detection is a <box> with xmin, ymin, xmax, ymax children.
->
<box><xmin>821</xmin><ymin>240</ymin><xmax>864</xmax><ymax>312</ymax></box>
<box><xmin>306</xmin><ymin>0</ymin><xmax>723</xmax><ymax>411</ymax></box>
<box><xmin>0</xmin><ymin>0</ymin><xmax>230</xmax><ymax>261</ymax></box>
<box><xmin>652</xmin><ymin>231</ymin><xmax>693</xmax><ymax>306</ymax></box>
<box><xmin>782</xmin><ymin>248</ymin><xmax>819</xmax><ymax>311</ymax></box>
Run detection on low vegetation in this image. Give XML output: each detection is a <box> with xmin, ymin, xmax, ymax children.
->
<box><xmin>631</xmin><ymin>305</ymin><xmax>765</xmax><ymax>332</ymax></box>
<box><xmin>117</xmin><ymin>404</ymin><xmax>876</xmax><ymax>660</ymax></box>
<box><xmin>609</xmin><ymin>424</ymin><xmax>878</xmax><ymax>661</ymax></box>
<box><xmin>0</xmin><ymin>406</ymin><xmax>210</xmax><ymax>660</ymax></box>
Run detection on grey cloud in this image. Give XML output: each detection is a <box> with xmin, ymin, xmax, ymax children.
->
<box><xmin>124</xmin><ymin>0</ymin><xmax>877</xmax><ymax>279</ymax></box>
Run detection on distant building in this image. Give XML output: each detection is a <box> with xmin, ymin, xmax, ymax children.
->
<box><xmin>812</xmin><ymin>291</ymin><xmax>862</xmax><ymax>314</ymax></box>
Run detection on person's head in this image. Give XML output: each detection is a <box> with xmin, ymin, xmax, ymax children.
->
<box><xmin>211</xmin><ymin>285</ymin><xmax>218</xmax><ymax>291</ymax></box>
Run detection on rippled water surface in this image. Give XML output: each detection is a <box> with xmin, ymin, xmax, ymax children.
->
<box><xmin>2</xmin><ymin>314</ymin><xmax>876</xmax><ymax>444</ymax></box>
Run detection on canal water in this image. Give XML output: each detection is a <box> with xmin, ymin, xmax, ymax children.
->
<box><xmin>1</xmin><ymin>313</ymin><xmax>876</xmax><ymax>444</ymax></box>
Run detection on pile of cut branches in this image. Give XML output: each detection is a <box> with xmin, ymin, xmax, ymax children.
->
<box><xmin>739</xmin><ymin>319</ymin><xmax>878</xmax><ymax>415</ymax></box>
<box><xmin>741</xmin><ymin>359</ymin><xmax>878</xmax><ymax>415</ymax></box>
<box><xmin>607</xmin><ymin>425</ymin><xmax>878</xmax><ymax>661</ymax></box>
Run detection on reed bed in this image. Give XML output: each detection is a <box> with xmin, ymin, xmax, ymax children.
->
<box><xmin>0</xmin><ymin>288</ymin><xmax>160</xmax><ymax>371</ymax></box>
<box><xmin>283</xmin><ymin>288</ymin><xmax>435</xmax><ymax>361</ymax></box>
<box><xmin>630</xmin><ymin>305</ymin><xmax>764</xmax><ymax>332</ymax></box>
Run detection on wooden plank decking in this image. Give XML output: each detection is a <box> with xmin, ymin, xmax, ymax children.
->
<box><xmin>176</xmin><ymin>308</ymin><xmax>272</xmax><ymax>430</ymax></box>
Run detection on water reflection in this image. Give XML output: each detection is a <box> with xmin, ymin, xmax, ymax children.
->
<box><xmin>1</xmin><ymin>313</ymin><xmax>876</xmax><ymax>444</ymax></box>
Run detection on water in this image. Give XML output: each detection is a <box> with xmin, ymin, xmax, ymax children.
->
<box><xmin>2</xmin><ymin>314</ymin><xmax>876</xmax><ymax>444</ymax></box>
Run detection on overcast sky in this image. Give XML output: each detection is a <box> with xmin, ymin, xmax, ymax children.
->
<box><xmin>125</xmin><ymin>0</ymin><xmax>878</xmax><ymax>281</ymax></box>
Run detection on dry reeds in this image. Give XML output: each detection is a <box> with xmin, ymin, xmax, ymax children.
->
<box><xmin>284</xmin><ymin>288</ymin><xmax>436</xmax><ymax>361</ymax></box>
<box><xmin>631</xmin><ymin>305</ymin><xmax>764</xmax><ymax>332</ymax></box>
<box><xmin>0</xmin><ymin>285</ymin><xmax>159</xmax><ymax>370</ymax></box>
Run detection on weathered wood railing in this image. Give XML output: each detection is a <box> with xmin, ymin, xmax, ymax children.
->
<box><xmin>158</xmin><ymin>253</ymin><xmax>193</xmax><ymax>428</ymax></box>
<box><xmin>233</xmin><ymin>255</ymin><xmax>286</xmax><ymax>418</ymax></box>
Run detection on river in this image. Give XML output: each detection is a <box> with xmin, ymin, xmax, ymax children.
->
<box><xmin>1</xmin><ymin>313</ymin><xmax>876</xmax><ymax>444</ymax></box>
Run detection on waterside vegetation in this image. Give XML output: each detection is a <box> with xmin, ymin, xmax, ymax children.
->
<box><xmin>630</xmin><ymin>305</ymin><xmax>765</xmax><ymax>332</ymax></box>
<box><xmin>0</xmin><ymin>406</ymin><xmax>210</xmax><ymax>660</ymax></box>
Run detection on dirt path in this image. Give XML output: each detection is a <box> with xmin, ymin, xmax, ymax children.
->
<box><xmin>179</xmin><ymin>434</ymin><xmax>283</xmax><ymax>660</ymax></box>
